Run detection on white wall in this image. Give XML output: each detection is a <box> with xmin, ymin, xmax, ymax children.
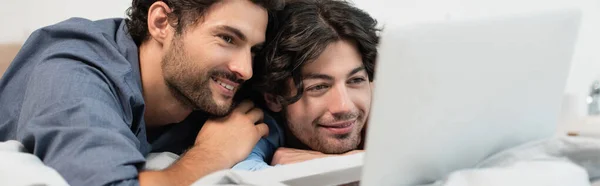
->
<box><xmin>1</xmin><ymin>0</ymin><xmax>599</xmax><ymax>117</ymax></box>
<box><xmin>0</xmin><ymin>0</ymin><xmax>130</xmax><ymax>43</ymax></box>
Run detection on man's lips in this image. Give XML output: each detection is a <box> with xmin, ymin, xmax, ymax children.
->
<box><xmin>211</xmin><ymin>76</ymin><xmax>240</xmax><ymax>92</ymax></box>
<box><xmin>318</xmin><ymin>120</ymin><xmax>356</xmax><ymax>135</ymax></box>
<box><xmin>318</xmin><ymin>120</ymin><xmax>356</xmax><ymax>128</ymax></box>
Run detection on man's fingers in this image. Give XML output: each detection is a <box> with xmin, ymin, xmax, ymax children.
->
<box><xmin>234</xmin><ymin>100</ymin><xmax>255</xmax><ymax>113</ymax></box>
<box><xmin>277</xmin><ymin>147</ymin><xmax>292</xmax><ymax>151</ymax></box>
<box><xmin>271</xmin><ymin>148</ymin><xmax>283</xmax><ymax>165</ymax></box>
<box><xmin>255</xmin><ymin>123</ymin><xmax>269</xmax><ymax>138</ymax></box>
<box><xmin>246</xmin><ymin>108</ymin><xmax>264</xmax><ymax>123</ymax></box>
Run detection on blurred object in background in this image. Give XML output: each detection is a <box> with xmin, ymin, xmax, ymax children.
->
<box><xmin>588</xmin><ymin>79</ymin><xmax>600</xmax><ymax>115</ymax></box>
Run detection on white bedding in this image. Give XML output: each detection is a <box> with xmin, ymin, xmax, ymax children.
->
<box><xmin>191</xmin><ymin>136</ymin><xmax>600</xmax><ymax>186</ymax></box>
<box><xmin>0</xmin><ymin>140</ymin><xmax>69</xmax><ymax>186</ymax></box>
<box><xmin>2</xmin><ymin>136</ymin><xmax>599</xmax><ymax>186</ymax></box>
<box><xmin>427</xmin><ymin>136</ymin><xmax>600</xmax><ymax>186</ymax></box>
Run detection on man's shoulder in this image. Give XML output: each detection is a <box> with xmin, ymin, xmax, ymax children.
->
<box><xmin>0</xmin><ymin>17</ymin><xmax>144</xmax><ymax>122</ymax></box>
<box><xmin>29</xmin><ymin>17</ymin><xmax>130</xmax><ymax>53</ymax></box>
<box><xmin>16</xmin><ymin>17</ymin><xmax>140</xmax><ymax>86</ymax></box>
<box><xmin>40</xmin><ymin>17</ymin><xmax>125</xmax><ymax>36</ymax></box>
<box><xmin>32</xmin><ymin>17</ymin><xmax>125</xmax><ymax>44</ymax></box>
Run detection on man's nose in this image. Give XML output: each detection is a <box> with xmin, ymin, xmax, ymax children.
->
<box><xmin>228</xmin><ymin>49</ymin><xmax>253</xmax><ymax>81</ymax></box>
<box><xmin>328</xmin><ymin>85</ymin><xmax>354</xmax><ymax>114</ymax></box>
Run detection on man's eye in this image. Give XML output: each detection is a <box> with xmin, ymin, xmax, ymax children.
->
<box><xmin>307</xmin><ymin>84</ymin><xmax>329</xmax><ymax>92</ymax></box>
<box><xmin>349</xmin><ymin>77</ymin><xmax>366</xmax><ymax>84</ymax></box>
<box><xmin>219</xmin><ymin>35</ymin><xmax>233</xmax><ymax>44</ymax></box>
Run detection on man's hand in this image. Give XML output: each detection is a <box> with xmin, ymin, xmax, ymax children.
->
<box><xmin>271</xmin><ymin>147</ymin><xmax>364</xmax><ymax>165</ymax></box>
<box><xmin>140</xmin><ymin>100</ymin><xmax>269</xmax><ymax>186</ymax></box>
<box><xmin>194</xmin><ymin>100</ymin><xmax>270</xmax><ymax>166</ymax></box>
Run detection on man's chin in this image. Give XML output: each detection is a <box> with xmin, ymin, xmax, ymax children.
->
<box><xmin>317</xmin><ymin>138</ymin><xmax>360</xmax><ymax>154</ymax></box>
<box><xmin>207</xmin><ymin>99</ymin><xmax>235</xmax><ymax>116</ymax></box>
<box><xmin>320</xmin><ymin>146</ymin><xmax>357</xmax><ymax>154</ymax></box>
<box><xmin>190</xmin><ymin>98</ymin><xmax>233</xmax><ymax>117</ymax></box>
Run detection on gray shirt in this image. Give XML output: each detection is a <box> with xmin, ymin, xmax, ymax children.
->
<box><xmin>0</xmin><ymin>18</ymin><xmax>204</xmax><ymax>186</ymax></box>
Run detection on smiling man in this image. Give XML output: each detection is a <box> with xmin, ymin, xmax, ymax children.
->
<box><xmin>0</xmin><ymin>0</ymin><xmax>281</xmax><ymax>185</ymax></box>
<box><xmin>233</xmin><ymin>0</ymin><xmax>380</xmax><ymax>170</ymax></box>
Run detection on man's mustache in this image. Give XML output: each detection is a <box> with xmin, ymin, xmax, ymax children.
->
<box><xmin>316</xmin><ymin>111</ymin><xmax>362</xmax><ymax>125</ymax></box>
<box><xmin>209</xmin><ymin>70</ymin><xmax>244</xmax><ymax>84</ymax></box>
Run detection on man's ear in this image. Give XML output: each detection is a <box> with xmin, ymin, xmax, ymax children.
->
<box><xmin>264</xmin><ymin>94</ymin><xmax>282</xmax><ymax>112</ymax></box>
<box><xmin>147</xmin><ymin>1</ymin><xmax>172</xmax><ymax>45</ymax></box>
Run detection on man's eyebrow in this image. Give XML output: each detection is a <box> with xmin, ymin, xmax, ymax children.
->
<box><xmin>348</xmin><ymin>66</ymin><xmax>366</xmax><ymax>77</ymax></box>
<box><xmin>217</xmin><ymin>25</ymin><xmax>247</xmax><ymax>42</ymax></box>
<box><xmin>302</xmin><ymin>73</ymin><xmax>334</xmax><ymax>81</ymax></box>
<box><xmin>302</xmin><ymin>66</ymin><xmax>366</xmax><ymax>81</ymax></box>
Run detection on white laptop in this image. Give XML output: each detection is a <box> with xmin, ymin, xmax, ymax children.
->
<box><xmin>190</xmin><ymin>8</ymin><xmax>582</xmax><ymax>186</ymax></box>
<box><xmin>362</xmin><ymin>8</ymin><xmax>581</xmax><ymax>185</ymax></box>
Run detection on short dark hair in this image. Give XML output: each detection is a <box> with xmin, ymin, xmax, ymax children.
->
<box><xmin>252</xmin><ymin>0</ymin><xmax>380</xmax><ymax>105</ymax></box>
<box><xmin>125</xmin><ymin>0</ymin><xmax>283</xmax><ymax>46</ymax></box>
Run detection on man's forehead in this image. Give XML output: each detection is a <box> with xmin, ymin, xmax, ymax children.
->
<box><xmin>199</xmin><ymin>0</ymin><xmax>268</xmax><ymax>43</ymax></box>
<box><xmin>301</xmin><ymin>40</ymin><xmax>364</xmax><ymax>76</ymax></box>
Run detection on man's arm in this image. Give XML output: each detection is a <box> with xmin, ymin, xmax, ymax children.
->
<box><xmin>141</xmin><ymin>100</ymin><xmax>270</xmax><ymax>186</ymax></box>
<box><xmin>271</xmin><ymin>148</ymin><xmax>363</xmax><ymax>165</ymax></box>
<box><xmin>18</xmin><ymin>57</ymin><xmax>149</xmax><ymax>186</ymax></box>
<box><xmin>140</xmin><ymin>146</ymin><xmax>232</xmax><ymax>186</ymax></box>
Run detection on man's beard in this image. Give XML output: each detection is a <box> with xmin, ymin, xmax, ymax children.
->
<box><xmin>161</xmin><ymin>37</ymin><xmax>242</xmax><ymax>117</ymax></box>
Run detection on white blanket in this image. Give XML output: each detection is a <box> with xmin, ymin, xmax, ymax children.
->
<box><xmin>2</xmin><ymin>136</ymin><xmax>599</xmax><ymax>186</ymax></box>
<box><xmin>427</xmin><ymin>136</ymin><xmax>600</xmax><ymax>186</ymax></box>
<box><xmin>0</xmin><ymin>140</ymin><xmax>69</xmax><ymax>186</ymax></box>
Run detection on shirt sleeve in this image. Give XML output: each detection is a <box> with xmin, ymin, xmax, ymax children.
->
<box><xmin>232</xmin><ymin>113</ymin><xmax>283</xmax><ymax>171</ymax></box>
<box><xmin>15</xmin><ymin>52</ymin><xmax>145</xmax><ymax>186</ymax></box>
<box><xmin>232</xmin><ymin>139</ymin><xmax>275</xmax><ymax>171</ymax></box>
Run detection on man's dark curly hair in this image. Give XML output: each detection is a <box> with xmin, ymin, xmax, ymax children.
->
<box><xmin>252</xmin><ymin>0</ymin><xmax>380</xmax><ymax>106</ymax></box>
<box><xmin>125</xmin><ymin>0</ymin><xmax>283</xmax><ymax>46</ymax></box>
